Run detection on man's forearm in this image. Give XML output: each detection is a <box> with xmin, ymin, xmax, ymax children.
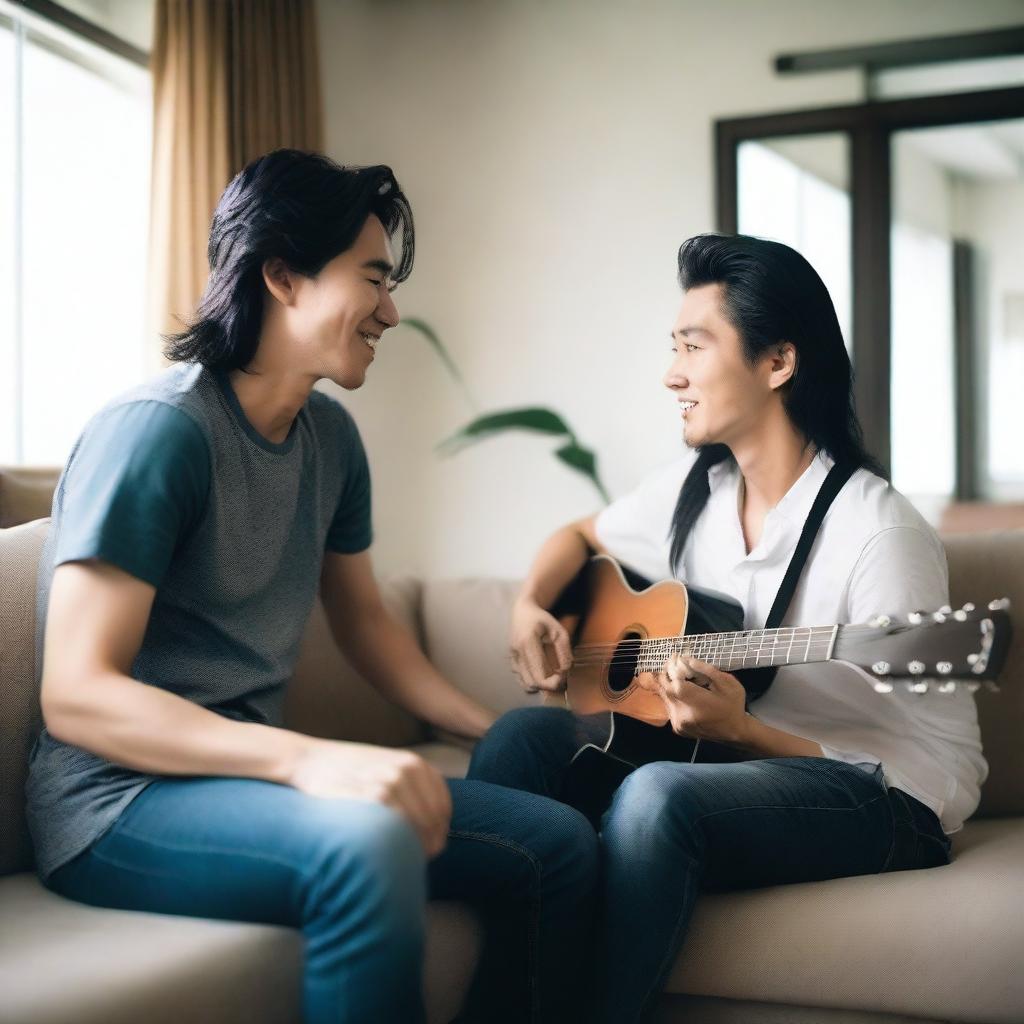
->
<box><xmin>731</xmin><ymin>714</ymin><xmax>825</xmax><ymax>759</ymax></box>
<box><xmin>518</xmin><ymin>523</ymin><xmax>593</xmax><ymax>610</ymax></box>
<box><xmin>44</xmin><ymin>668</ymin><xmax>314</xmax><ymax>783</ymax></box>
<box><xmin>339</xmin><ymin>610</ymin><xmax>497</xmax><ymax>739</ymax></box>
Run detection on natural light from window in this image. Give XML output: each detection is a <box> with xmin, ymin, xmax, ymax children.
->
<box><xmin>1</xmin><ymin>11</ymin><xmax>150</xmax><ymax>466</ymax></box>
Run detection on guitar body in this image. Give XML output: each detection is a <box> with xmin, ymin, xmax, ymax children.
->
<box><xmin>561</xmin><ymin>556</ymin><xmax>749</xmax><ymax>725</ymax></box>
<box><xmin>550</xmin><ymin>557</ymin><xmax>751</xmax><ymax>824</ymax></box>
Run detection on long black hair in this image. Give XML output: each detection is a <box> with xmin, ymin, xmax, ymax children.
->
<box><xmin>668</xmin><ymin>233</ymin><xmax>885</xmax><ymax>573</ymax></box>
<box><xmin>164</xmin><ymin>149</ymin><xmax>414</xmax><ymax>371</ymax></box>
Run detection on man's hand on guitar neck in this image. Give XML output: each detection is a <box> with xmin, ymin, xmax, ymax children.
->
<box><xmin>509</xmin><ymin>597</ymin><xmax>573</xmax><ymax>694</ymax></box>
<box><xmin>643</xmin><ymin>655</ymin><xmax>750</xmax><ymax>745</ymax></box>
<box><xmin>649</xmin><ymin>656</ymin><xmax>826</xmax><ymax>758</ymax></box>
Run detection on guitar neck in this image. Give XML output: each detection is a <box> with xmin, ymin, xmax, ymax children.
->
<box><xmin>637</xmin><ymin>625</ymin><xmax>839</xmax><ymax>674</ymax></box>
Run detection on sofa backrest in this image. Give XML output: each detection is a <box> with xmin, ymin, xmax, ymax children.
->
<box><xmin>0</xmin><ymin>520</ymin><xmax>48</xmax><ymax>875</ymax></box>
<box><xmin>0</xmin><ymin>466</ymin><xmax>60</xmax><ymax>529</ymax></box>
<box><xmin>0</xmin><ymin>519</ymin><xmax>426</xmax><ymax>877</ymax></box>
<box><xmin>945</xmin><ymin>529</ymin><xmax>1024</xmax><ymax>817</ymax></box>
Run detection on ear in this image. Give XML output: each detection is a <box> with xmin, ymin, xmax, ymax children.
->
<box><xmin>261</xmin><ymin>257</ymin><xmax>298</xmax><ymax>307</ymax></box>
<box><xmin>767</xmin><ymin>341</ymin><xmax>797</xmax><ymax>391</ymax></box>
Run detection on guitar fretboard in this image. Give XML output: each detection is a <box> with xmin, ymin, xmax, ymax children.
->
<box><xmin>635</xmin><ymin>625</ymin><xmax>839</xmax><ymax>674</ymax></box>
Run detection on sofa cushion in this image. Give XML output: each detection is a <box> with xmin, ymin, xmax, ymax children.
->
<box><xmin>0</xmin><ymin>520</ymin><xmax>49</xmax><ymax>876</ymax></box>
<box><xmin>0</xmin><ymin>872</ymin><xmax>480</xmax><ymax>1024</ymax></box>
<box><xmin>665</xmin><ymin>816</ymin><xmax>1024</xmax><ymax>1024</ymax></box>
<box><xmin>944</xmin><ymin>529</ymin><xmax>1024</xmax><ymax>818</ymax></box>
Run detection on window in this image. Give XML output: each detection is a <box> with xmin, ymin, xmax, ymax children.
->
<box><xmin>1</xmin><ymin>4</ymin><xmax>150</xmax><ymax>465</ymax></box>
<box><xmin>717</xmin><ymin>71</ymin><xmax>1024</xmax><ymax>510</ymax></box>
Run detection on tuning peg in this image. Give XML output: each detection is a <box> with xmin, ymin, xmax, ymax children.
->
<box><xmin>936</xmin><ymin>680</ymin><xmax>957</xmax><ymax>694</ymax></box>
<box><xmin>953</xmin><ymin>610</ymin><xmax>968</xmax><ymax>622</ymax></box>
<box><xmin>932</xmin><ymin>611</ymin><xmax>947</xmax><ymax>623</ymax></box>
<box><xmin>907</xmin><ymin>611</ymin><xmax>924</xmax><ymax>625</ymax></box>
<box><xmin>907</xmin><ymin>661</ymin><xmax>925</xmax><ymax>675</ymax></box>
<box><xmin>938</xmin><ymin>605</ymin><xmax>952</xmax><ymax>615</ymax></box>
<box><xmin>988</xmin><ymin>598</ymin><xmax>1011</xmax><ymax>611</ymax></box>
<box><xmin>870</xmin><ymin>614</ymin><xmax>892</xmax><ymax>628</ymax></box>
<box><xmin>936</xmin><ymin>662</ymin><xmax>953</xmax><ymax>675</ymax></box>
<box><xmin>961</xmin><ymin>602</ymin><xmax>975</xmax><ymax>612</ymax></box>
<box><xmin>872</xmin><ymin>679</ymin><xmax>894</xmax><ymax>694</ymax></box>
<box><xmin>906</xmin><ymin>680</ymin><xmax>932</xmax><ymax>694</ymax></box>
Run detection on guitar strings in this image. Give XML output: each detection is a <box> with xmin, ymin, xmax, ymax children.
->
<box><xmin>570</xmin><ymin>624</ymin><xmax>870</xmax><ymax>654</ymax></box>
<box><xmin>567</xmin><ymin>644</ymin><xmax>839</xmax><ymax>670</ymax></box>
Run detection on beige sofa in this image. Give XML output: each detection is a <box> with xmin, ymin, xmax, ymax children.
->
<box><xmin>2</xmin><ymin>480</ymin><xmax>1023</xmax><ymax>1023</ymax></box>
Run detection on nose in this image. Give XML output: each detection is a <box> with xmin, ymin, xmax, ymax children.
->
<box><xmin>663</xmin><ymin>358</ymin><xmax>686</xmax><ymax>392</ymax></box>
<box><xmin>376</xmin><ymin>287</ymin><xmax>400</xmax><ymax>329</ymax></box>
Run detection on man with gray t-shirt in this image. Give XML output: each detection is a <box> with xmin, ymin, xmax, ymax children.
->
<box><xmin>28</xmin><ymin>151</ymin><xmax>599</xmax><ymax>1024</ymax></box>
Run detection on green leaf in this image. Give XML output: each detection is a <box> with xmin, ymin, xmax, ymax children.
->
<box><xmin>438</xmin><ymin>407</ymin><xmax>572</xmax><ymax>452</ymax></box>
<box><xmin>401</xmin><ymin>317</ymin><xmax>477</xmax><ymax>410</ymax></box>
<box><xmin>554</xmin><ymin>442</ymin><xmax>595</xmax><ymax>475</ymax></box>
<box><xmin>555</xmin><ymin>442</ymin><xmax>611</xmax><ymax>503</ymax></box>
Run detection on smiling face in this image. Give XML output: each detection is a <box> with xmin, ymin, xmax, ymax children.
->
<box><xmin>665</xmin><ymin>283</ymin><xmax>793</xmax><ymax>450</ymax></box>
<box><xmin>279</xmin><ymin>213</ymin><xmax>400</xmax><ymax>390</ymax></box>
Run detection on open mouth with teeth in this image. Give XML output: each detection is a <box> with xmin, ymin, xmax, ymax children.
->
<box><xmin>360</xmin><ymin>333</ymin><xmax>379</xmax><ymax>352</ymax></box>
<box><xmin>679</xmin><ymin>400</ymin><xmax>698</xmax><ymax>413</ymax></box>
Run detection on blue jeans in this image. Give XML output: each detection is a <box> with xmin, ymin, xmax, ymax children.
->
<box><xmin>466</xmin><ymin>706</ymin><xmax>953</xmax><ymax>1024</ymax></box>
<box><xmin>46</xmin><ymin>774</ymin><xmax>600</xmax><ymax>1024</ymax></box>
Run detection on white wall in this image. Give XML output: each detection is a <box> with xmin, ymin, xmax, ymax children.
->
<box><xmin>314</xmin><ymin>0</ymin><xmax>1024</xmax><ymax>580</ymax></box>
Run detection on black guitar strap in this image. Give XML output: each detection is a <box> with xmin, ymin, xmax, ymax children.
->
<box><xmin>738</xmin><ymin>458</ymin><xmax>857</xmax><ymax>705</ymax></box>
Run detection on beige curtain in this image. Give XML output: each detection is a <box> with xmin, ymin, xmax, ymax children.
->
<box><xmin>147</xmin><ymin>0</ymin><xmax>323</xmax><ymax>365</ymax></box>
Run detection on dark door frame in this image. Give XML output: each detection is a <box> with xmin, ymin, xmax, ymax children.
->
<box><xmin>715</xmin><ymin>84</ymin><xmax>1024</xmax><ymax>488</ymax></box>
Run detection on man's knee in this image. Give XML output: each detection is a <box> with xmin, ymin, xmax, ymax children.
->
<box><xmin>306</xmin><ymin>801</ymin><xmax>427</xmax><ymax>927</ymax></box>
<box><xmin>603</xmin><ymin>762</ymin><xmax>706</xmax><ymax>850</ymax></box>
<box><xmin>475</xmin><ymin>705</ymin><xmax>575</xmax><ymax>757</ymax></box>
<box><xmin>542</xmin><ymin>799</ymin><xmax>601</xmax><ymax>891</ymax></box>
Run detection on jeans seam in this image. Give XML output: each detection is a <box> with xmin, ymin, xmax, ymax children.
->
<box><xmin>690</xmin><ymin>791</ymin><xmax>889</xmax><ymax>823</ymax></box>
<box><xmin>102</xmin><ymin>825</ymin><xmax>319</xmax><ymax>885</ymax></box>
<box><xmin>447</xmin><ymin>830</ymin><xmax>544</xmax><ymax>1023</ymax></box>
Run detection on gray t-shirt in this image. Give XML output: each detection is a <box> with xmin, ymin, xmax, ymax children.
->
<box><xmin>26</xmin><ymin>362</ymin><xmax>372</xmax><ymax>880</ymax></box>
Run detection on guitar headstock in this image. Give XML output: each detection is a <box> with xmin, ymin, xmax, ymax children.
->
<box><xmin>832</xmin><ymin>599</ymin><xmax>1013</xmax><ymax>694</ymax></box>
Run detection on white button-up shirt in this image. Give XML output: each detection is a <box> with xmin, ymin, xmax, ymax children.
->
<box><xmin>595</xmin><ymin>448</ymin><xmax>988</xmax><ymax>834</ymax></box>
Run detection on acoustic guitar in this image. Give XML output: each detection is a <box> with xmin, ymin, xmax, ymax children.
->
<box><xmin>544</xmin><ymin>556</ymin><xmax>1013</xmax><ymax>824</ymax></box>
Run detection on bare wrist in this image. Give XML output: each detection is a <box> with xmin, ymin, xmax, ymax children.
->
<box><xmin>730</xmin><ymin>712</ymin><xmax>760</xmax><ymax>751</ymax></box>
<box><xmin>266</xmin><ymin>727</ymin><xmax>317</xmax><ymax>787</ymax></box>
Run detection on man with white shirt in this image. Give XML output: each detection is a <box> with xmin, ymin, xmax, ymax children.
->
<box><xmin>466</xmin><ymin>233</ymin><xmax>987</xmax><ymax>1024</ymax></box>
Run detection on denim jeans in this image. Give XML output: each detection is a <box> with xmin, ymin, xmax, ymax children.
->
<box><xmin>46</xmin><ymin>774</ymin><xmax>600</xmax><ymax>1024</ymax></box>
<box><xmin>466</xmin><ymin>706</ymin><xmax>953</xmax><ymax>1024</ymax></box>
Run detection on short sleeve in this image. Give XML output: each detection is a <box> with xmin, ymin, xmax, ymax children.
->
<box><xmin>594</xmin><ymin>454</ymin><xmax>696</xmax><ymax>582</ymax></box>
<box><xmin>844</xmin><ymin>526</ymin><xmax>949</xmax><ymax>626</ymax></box>
<box><xmin>325</xmin><ymin>415</ymin><xmax>373</xmax><ymax>554</ymax></box>
<box><xmin>55</xmin><ymin>401</ymin><xmax>211</xmax><ymax>588</ymax></box>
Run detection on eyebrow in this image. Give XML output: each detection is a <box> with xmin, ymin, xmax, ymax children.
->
<box><xmin>362</xmin><ymin>258</ymin><xmax>394</xmax><ymax>275</ymax></box>
<box><xmin>671</xmin><ymin>326</ymin><xmax>715</xmax><ymax>340</ymax></box>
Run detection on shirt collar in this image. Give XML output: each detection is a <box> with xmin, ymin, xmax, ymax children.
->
<box><xmin>706</xmin><ymin>448</ymin><xmax>835</xmax><ymax>524</ymax></box>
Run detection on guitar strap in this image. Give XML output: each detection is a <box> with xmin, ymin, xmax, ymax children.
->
<box><xmin>737</xmin><ymin>458</ymin><xmax>856</xmax><ymax>705</ymax></box>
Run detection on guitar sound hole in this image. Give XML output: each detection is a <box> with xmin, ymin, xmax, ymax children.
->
<box><xmin>608</xmin><ymin>631</ymin><xmax>643</xmax><ymax>692</ymax></box>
